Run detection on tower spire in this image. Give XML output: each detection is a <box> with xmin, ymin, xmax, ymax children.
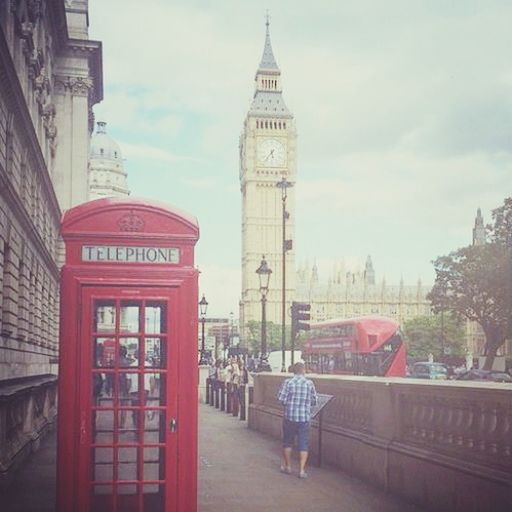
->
<box><xmin>472</xmin><ymin>207</ymin><xmax>486</xmax><ymax>246</ymax></box>
<box><xmin>364</xmin><ymin>255</ymin><xmax>375</xmax><ymax>285</ymax></box>
<box><xmin>258</xmin><ymin>12</ymin><xmax>279</xmax><ymax>71</ymax></box>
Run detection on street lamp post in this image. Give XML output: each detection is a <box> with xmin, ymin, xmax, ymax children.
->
<box><xmin>198</xmin><ymin>294</ymin><xmax>208</xmax><ymax>365</ymax></box>
<box><xmin>256</xmin><ymin>255</ymin><xmax>272</xmax><ymax>371</ymax></box>
<box><xmin>276</xmin><ymin>177</ymin><xmax>293</xmax><ymax>372</ymax></box>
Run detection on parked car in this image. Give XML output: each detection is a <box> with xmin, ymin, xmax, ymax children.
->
<box><xmin>409</xmin><ymin>362</ymin><xmax>448</xmax><ymax>380</ymax></box>
<box><xmin>455</xmin><ymin>369</ymin><xmax>511</xmax><ymax>383</ymax></box>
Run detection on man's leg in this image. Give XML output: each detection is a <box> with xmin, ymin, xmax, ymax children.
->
<box><xmin>282</xmin><ymin>447</ymin><xmax>292</xmax><ymax>470</ymax></box>
<box><xmin>281</xmin><ymin>419</ymin><xmax>294</xmax><ymax>473</ymax></box>
<box><xmin>299</xmin><ymin>450</ymin><xmax>308</xmax><ymax>474</ymax></box>
<box><xmin>297</xmin><ymin>422</ymin><xmax>310</xmax><ymax>477</ymax></box>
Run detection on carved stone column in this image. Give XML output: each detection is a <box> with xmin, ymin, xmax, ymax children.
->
<box><xmin>52</xmin><ymin>75</ymin><xmax>94</xmax><ymax>210</ymax></box>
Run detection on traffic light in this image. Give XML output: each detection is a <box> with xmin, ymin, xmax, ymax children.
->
<box><xmin>291</xmin><ymin>301</ymin><xmax>311</xmax><ymax>340</ymax></box>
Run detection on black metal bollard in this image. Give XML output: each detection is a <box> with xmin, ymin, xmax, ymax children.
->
<box><xmin>209</xmin><ymin>378</ymin><xmax>213</xmax><ymax>405</ymax></box>
<box><xmin>205</xmin><ymin>378</ymin><xmax>210</xmax><ymax>405</ymax></box>
<box><xmin>248</xmin><ymin>385</ymin><xmax>254</xmax><ymax>405</ymax></box>
<box><xmin>232</xmin><ymin>384</ymin><xmax>239</xmax><ymax>417</ymax></box>
<box><xmin>226</xmin><ymin>382</ymin><xmax>232</xmax><ymax>413</ymax></box>
<box><xmin>220</xmin><ymin>381</ymin><xmax>226</xmax><ymax>411</ymax></box>
<box><xmin>209</xmin><ymin>378</ymin><xmax>215</xmax><ymax>406</ymax></box>
<box><xmin>239</xmin><ymin>384</ymin><xmax>246</xmax><ymax>421</ymax></box>
<box><xmin>215</xmin><ymin>380</ymin><xmax>220</xmax><ymax>408</ymax></box>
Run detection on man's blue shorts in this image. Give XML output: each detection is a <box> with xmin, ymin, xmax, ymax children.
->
<box><xmin>282</xmin><ymin>419</ymin><xmax>310</xmax><ymax>451</ymax></box>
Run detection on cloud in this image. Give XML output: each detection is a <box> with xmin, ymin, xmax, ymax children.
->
<box><xmin>88</xmin><ymin>0</ymin><xmax>512</xmax><ymax>315</ymax></box>
<box><xmin>197</xmin><ymin>263</ymin><xmax>240</xmax><ymax>318</ymax></box>
<box><xmin>119</xmin><ymin>142</ymin><xmax>200</xmax><ymax>164</ymax></box>
<box><xmin>181</xmin><ymin>177</ymin><xmax>216</xmax><ymax>189</ymax></box>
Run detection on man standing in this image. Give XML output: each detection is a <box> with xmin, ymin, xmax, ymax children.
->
<box><xmin>277</xmin><ymin>362</ymin><xmax>317</xmax><ymax>478</ymax></box>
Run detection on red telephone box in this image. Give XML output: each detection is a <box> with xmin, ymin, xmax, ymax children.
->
<box><xmin>57</xmin><ymin>197</ymin><xmax>200</xmax><ymax>512</ymax></box>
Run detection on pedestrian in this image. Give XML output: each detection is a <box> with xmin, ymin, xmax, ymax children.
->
<box><xmin>208</xmin><ymin>359</ymin><xmax>217</xmax><ymax>380</ymax></box>
<box><xmin>230</xmin><ymin>357</ymin><xmax>240</xmax><ymax>385</ymax></box>
<box><xmin>237</xmin><ymin>359</ymin><xmax>249</xmax><ymax>408</ymax></box>
<box><xmin>277</xmin><ymin>362</ymin><xmax>317</xmax><ymax>479</ymax></box>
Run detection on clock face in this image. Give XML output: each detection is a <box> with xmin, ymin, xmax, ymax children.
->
<box><xmin>257</xmin><ymin>139</ymin><xmax>286</xmax><ymax>167</ymax></box>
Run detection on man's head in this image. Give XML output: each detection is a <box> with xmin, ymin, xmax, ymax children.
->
<box><xmin>293</xmin><ymin>362</ymin><xmax>305</xmax><ymax>375</ymax></box>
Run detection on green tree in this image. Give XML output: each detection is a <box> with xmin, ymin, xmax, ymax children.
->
<box><xmin>245</xmin><ymin>321</ymin><xmax>291</xmax><ymax>354</ymax></box>
<box><xmin>488</xmin><ymin>197</ymin><xmax>512</xmax><ymax>246</ymax></box>
<box><xmin>403</xmin><ymin>314</ymin><xmax>465</xmax><ymax>360</ymax></box>
<box><xmin>427</xmin><ymin>243</ymin><xmax>511</xmax><ymax>370</ymax></box>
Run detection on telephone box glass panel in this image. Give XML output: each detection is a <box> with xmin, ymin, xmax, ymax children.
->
<box><xmin>90</xmin><ymin>299</ymin><xmax>168</xmax><ymax>512</ymax></box>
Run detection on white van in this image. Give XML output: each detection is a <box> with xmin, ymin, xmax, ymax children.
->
<box><xmin>267</xmin><ymin>350</ymin><xmax>303</xmax><ymax>373</ymax></box>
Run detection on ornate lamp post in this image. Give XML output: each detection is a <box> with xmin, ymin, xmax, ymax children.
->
<box><xmin>256</xmin><ymin>255</ymin><xmax>272</xmax><ymax>371</ymax></box>
<box><xmin>276</xmin><ymin>177</ymin><xmax>293</xmax><ymax>372</ymax></box>
<box><xmin>198</xmin><ymin>294</ymin><xmax>209</xmax><ymax>365</ymax></box>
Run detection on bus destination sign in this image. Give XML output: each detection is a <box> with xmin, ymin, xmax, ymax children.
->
<box><xmin>82</xmin><ymin>245</ymin><xmax>180</xmax><ymax>264</ymax></box>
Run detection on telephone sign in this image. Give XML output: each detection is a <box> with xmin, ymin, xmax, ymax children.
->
<box><xmin>81</xmin><ymin>245</ymin><xmax>180</xmax><ymax>264</ymax></box>
<box><xmin>57</xmin><ymin>198</ymin><xmax>199</xmax><ymax>512</ymax></box>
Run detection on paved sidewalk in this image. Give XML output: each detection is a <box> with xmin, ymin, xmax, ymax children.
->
<box><xmin>199</xmin><ymin>404</ymin><xmax>422</xmax><ymax>512</ymax></box>
<box><xmin>1</xmin><ymin>405</ymin><xmax>424</xmax><ymax>512</ymax></box>
<box><xmin>2</xmin><ymin>429</ymin><xmax>57</xmax><ymax>512</ymax></box>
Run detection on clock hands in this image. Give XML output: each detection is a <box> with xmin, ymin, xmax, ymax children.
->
<box><xmin>264</xmin><ymin>149</ymin><xmax>275</xmax><ymax>162</ymax></box>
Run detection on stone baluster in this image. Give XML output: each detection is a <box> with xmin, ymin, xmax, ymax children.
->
<box><xmin>453</xmin><ymin>401</ymin><xmax>466</xmax><ymax>446</ymax></box>
<box><xmin>485</xmin><ymin>404</ymin><xmax>499</xmax><ymax>454</ymax></box>
<box><xmin>497</xmin><ymin>406</ymin><xmax>511</xmax><ymax>458</ymax></box>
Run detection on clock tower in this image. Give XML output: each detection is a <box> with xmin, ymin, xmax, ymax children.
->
<box><xmin>239</xmin><ymin>18</ymin><xmax>297</xmax><ymax>341</ymax></box>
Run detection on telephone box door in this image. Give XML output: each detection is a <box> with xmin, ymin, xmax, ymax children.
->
<box><xmin>78</xmin><ymin>286</ymin><xmax>178</xmax><ymax>512</ymax></box>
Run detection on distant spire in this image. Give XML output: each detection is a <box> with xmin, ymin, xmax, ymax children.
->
<box><xmin>258</xmin><ymin>13</ymin><xmax>279</xmax><ymax>71</ymax></box>
<box><xmin>311</xmin><ymin>261</ymin><xmax>319</xmax><ymax>284</ymax></box>
<box><xmin>364</xmin><ymin>255</ymin><xmax>375</xmax><ymax>286</ymax></box>
<box><xmin>472</xmin><ymin>207</ymin><xmax>486</xmax><ymax>246</ymax></box>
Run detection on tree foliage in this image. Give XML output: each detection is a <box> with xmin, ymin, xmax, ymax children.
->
<box><xmin>403</xmin><ymin>314</ymin><xmax>465</xmax><ymax>360</ymax></box>
<box><xmin>489</xmin><ymin>197</ymin><xmax>512</xmax><ymax>246</ymax></box>
<box><xmin>245</xmin><ymin>321</ymin><xmax>291</xmax><ymax>354</ymax></box>
<box><xmin>427</xmin><ymin>242</ymin><xmax>511</xmax><ymax>370</ymax></box>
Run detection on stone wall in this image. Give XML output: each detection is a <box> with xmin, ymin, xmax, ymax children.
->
<box><xmin>0</xmin><ymin>0</ymin><xmax>102</xmax><ymax>482</ymax></box>
<box><xmin>249</xmin><ymin>374</ymin><xmax>512</xmax><ymax>512</ymax></box>
<box><xmin>0</xmin><ymin>375</ymin><xmax>57</xmax><ymax>486</ymax></box>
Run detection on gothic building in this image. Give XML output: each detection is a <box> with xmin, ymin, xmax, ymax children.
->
<box><xmin>239</xmin><ymin>19</ymin><xmax>297</xmax><ymax>335</ymax></box>
<box><xmin>472</xmin><ymin>207</ymin><xmax>486</xmax><ymax>246</ymax></box>
<box><xmin>466</xmin><ymin>208</ymin><xmax>490</xmax><ymax>357</ymax></box>
<box><xmin>88</xmin><ymin>121</ymin><xmax>130</xmax><ymax>199</ymax></box>
<box><xmin>296</xmin><ymin>256</ymin><xmax>432</xmax><ymax>325</ymax></box>
<box><xmin>0</xmin><ymin>0</ymin><xmax>102</xmax><ymax>482</ymax></box>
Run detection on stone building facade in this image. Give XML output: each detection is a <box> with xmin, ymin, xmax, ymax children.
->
<box><xmin>296</xmin><ymin>256</ymin><xmax>432</xmax><ymax>325</ymax></box>
<box><xmin>239</xmin><ymin>19</ymin><xmax>296</xmax><ymax>336</ymax></box>
<box><xmin>0</xmin><ymin>0</ymin><xmax>102</xmax><ymax>483</ymax></box>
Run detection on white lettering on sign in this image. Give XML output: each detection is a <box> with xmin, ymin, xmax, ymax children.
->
<box><xmin>82</xmin><ymin>246</ymin><xmax>180</xmax><ymax>264</ymax></box>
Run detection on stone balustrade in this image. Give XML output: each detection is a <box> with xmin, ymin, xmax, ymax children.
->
<box><xmin>0</xmin><ymin>375</ymin><xmax>57</xmax><ymax>486</ymax></box>
<box><xmin>249</xmin><ymin>374</ymin><xmax>512</xmax><ymax>512</ymax></box>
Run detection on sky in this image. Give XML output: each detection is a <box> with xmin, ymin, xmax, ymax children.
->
<box><xmin>88</xmin><ymin>0</ymin><xmax>512</xmax><ymax>318</ymax></box>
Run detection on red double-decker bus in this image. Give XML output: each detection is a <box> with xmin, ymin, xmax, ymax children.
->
<box><xmin>303</xmin><ymin>316</ymin><xmax>406</xmax><ymax>377</ymax></box>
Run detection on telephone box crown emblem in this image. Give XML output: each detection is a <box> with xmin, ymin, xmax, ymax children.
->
<box><xmin>118</xmin><ymin>212</ymin><xmax>145</xmax><ymax>232</ymax></box>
